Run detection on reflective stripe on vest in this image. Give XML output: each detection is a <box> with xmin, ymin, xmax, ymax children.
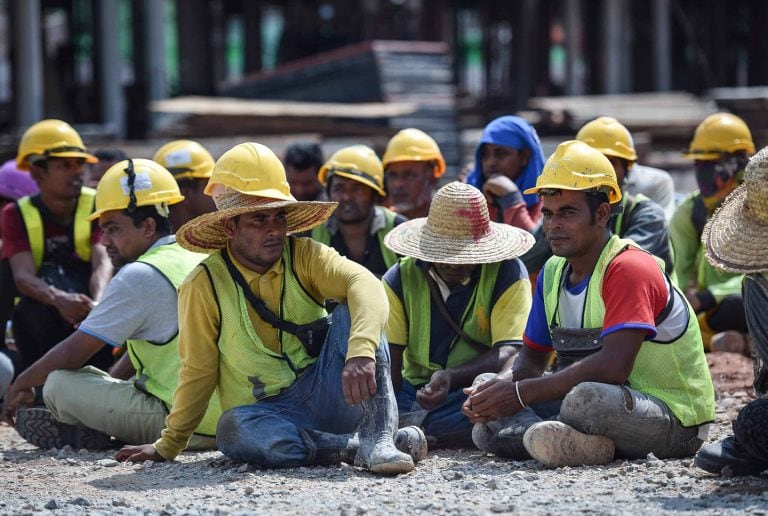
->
<box><xmin>125</xmin><ymin>242</ymin><xmax>221</xmax><ymax>436</ymax></box>
<box><xmin>399</xmin><ymin>257</ymin><xmax>497</xmax><ymax>385</ymax></box>
<box><xmin>311</xmin><ymin>206</ymin><xmax>399</xmax><ymax>268</ymax></box>
<box><xmin>203</xmin><ymin>239</ymin><xmax>326</xmax><ymax>411</ymax></box>
<box><xmin>541</xmin><ymin>235</ymin><xmax>715</xmax><ymax>427</ymax></box>
<box><xmin>17</xmin><ymin>187</ymin><xmax>96</xmax><ymax>270</ymax></box>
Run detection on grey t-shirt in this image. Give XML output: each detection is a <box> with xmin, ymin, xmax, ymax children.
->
<box><xmin>78</xmin><ymin>237</ymin><xmax>180</xmax><ymax>347</ymax></box>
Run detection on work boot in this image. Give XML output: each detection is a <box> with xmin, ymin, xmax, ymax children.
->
<box><xmin>472</xmin><ymin>408</ymin><xmax>542</xmax><ymax>460</ymax></box>
<box><xmin>394</xmin><ymin>425</ymin><xmax>428</xmax><ymax>463</ymax></box>
<box><xmin>523</xmin><ymin>421</ymin><xmax>614</xmax><ymax>468</ymax></box>
<box><xmin>15</xmin><ymin>407</ymin><xmax>112</xmax><ymax>451</ymax></box>
<box><xmin>355</xmin><ymin>362</ymin><xmax>415</xmax><ymax>474</ymax></box>
<box><xmin>695</xmin><ymin>436</ymin><xmax>768</xmax><ymax>476</ymax></box>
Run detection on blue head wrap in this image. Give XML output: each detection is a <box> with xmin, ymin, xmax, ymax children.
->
<box><xmin>467</xmin><ymin>116</ymin><xmax>546</xmax><ymax>208</ymax></box>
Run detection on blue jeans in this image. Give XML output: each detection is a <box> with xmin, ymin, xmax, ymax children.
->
<box><xmin>396</xmin><ymin>380</ymin><xmax>473</xmax><ymax>447</ymax></box>
<box><xmin>216</xmin><ymin>304</ymin><xmax>389</xmax><ymax>467</ymax></box>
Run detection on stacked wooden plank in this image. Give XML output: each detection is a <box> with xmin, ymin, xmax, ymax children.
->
<box><xmin>164</xmin><ymin>40</ymin><xmax>462</xmax><ymax>176</ymax></box>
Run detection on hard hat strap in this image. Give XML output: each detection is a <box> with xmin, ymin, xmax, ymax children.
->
<box><xmin>43</xmin><ymin>145</ymin><xmax>87</xmax><ymax>157</ymax></box>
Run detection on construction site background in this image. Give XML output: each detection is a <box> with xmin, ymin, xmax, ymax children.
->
<box><xmin>2</xmin><ymin>0</ymin><xmax>767</xmax><ymax>193</ymax></box>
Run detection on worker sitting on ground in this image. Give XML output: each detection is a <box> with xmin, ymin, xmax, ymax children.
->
<box><xmin>2</xmin><ymin>159</ymin><xmax>220</xmax><ymax>451</ymax></box>
<box><xmin>382</xmin><ymin>181</ymin><xmax>533</xmax><ymax>447</ymax></box>
<box><xmin>466</xmin><ymin>141</ymin><xmax>715</xmax><ymax>468</ymax></box>
<box><xmin>116</xmin><ymin>143</ymin><xmax>427</xmax><ymax>474</ymax></box>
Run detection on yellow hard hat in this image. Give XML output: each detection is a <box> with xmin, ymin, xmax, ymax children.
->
<box><xmin>524</xmin><ymin>140</ymin><xmax>622</xmax><ymax>203</ymax></box>
<box><xmin>684</xmin><ymin>113</ymin><xmax>755</xmax><ymax>161</ymax></box>
<box><xmin>88</xmin><ymin>159</ymin><xmax>185</xmax><ymax>221</ymax></box>
<box><xmin>153</xmin><ymin>140</ymin><xmax>215</xmax><ymax>181</ymax></box>
<box><xmin>382</xmin><ymin>128</ymin><xmax>446</xmax><ymax>178</ymax></box>
<box><xmin>204</xmin><ymin>142</ymin><xmax>295</xmax><ymax>202</ymax></box>
<box><xmin>576</xmin><ymin>116</ymin><xmax>637</xmax><ymax>162</ymax></box>
<box><xmin>16</xmin><ymin>119</ymin><xmax>98</xmax><ymax>170</ymax></box>
<box><xmin>318</xmin><ymin>145</ymin><xmax>386</xmax><ymax>197</ymax></box>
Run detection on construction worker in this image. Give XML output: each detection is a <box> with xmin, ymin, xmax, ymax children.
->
<box><xmin>521</xmin><ymin>117</ymin><xmax>674</xmax><ymax>277</ymax></box>
<box><xmin>1</xmin><ymin>159</ymin><xmax>220</xmax><ymax>451</ymax></box>
<box><xmin>153</xmin><ymin>140</ymin><xmax>217</xmax><ymax>229</ymax></box>
<box><xmin>694</xmin><ymin>147</ymin><xmax>768</xmax><ymax>476</ymax></box>
<box><xmin>312</xmin><ymin>145</ymin><xmax>406</xmax><ymax>277</ymax></box>
<box><xmin>466</xmin><ymin>115</ymin><xmax>546</xmax><ymax>231</ymax></box>
<box><xmin>382</xmin><ymin>181</ymin><xmax>534</xmax><ymax>447</ymax></box>
<box><xmin>576</xmin><ymin>117</ymin><xmax>673</xmax><ymax>272</ymax></box>
<box><xmin>695</xmin><ymin>145</ymin><xmax>768</xmax><ymax>476</ymax></box>
<box><xmin>284</xmin><ymin>142</ymin><xmax>327</xmax><ymax>202</ymax></box>
<box><xmin>115</xmin><ymin>143</ymin><xmax>426</xmax><ymax>474</ymax></box>
<box><xmin>0</xmin><ymin>120</ymin><xmax>113</xmax><ymax>373</ymax></box>
<box><xmin>0</xmin><ymin>159</ymin><xmax>39</xmax><ymax>376</ymax></box>
<box><xmin>672</xmin><ymin>113</ymin><xmax>755</xmax><ymax>351</ymax></box>
<box><xmin>466</xmin><ymin>141</ymin><xmax>714</xmax><ymax>468</ymax></box>
<box><xmin>383</xmin><ymin>128</ymin><xmax>446</xmax><ymax>220</ymax></box>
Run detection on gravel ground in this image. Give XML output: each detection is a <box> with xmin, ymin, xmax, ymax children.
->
<box><xmin>1</xmin><ymin>353</ymin><xmax>766</xmax><ymax>515</ymax></box>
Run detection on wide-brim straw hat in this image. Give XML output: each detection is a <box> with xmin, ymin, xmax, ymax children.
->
<box><xmin>703</xmin><ymin>145</ymin><xmax>768</xmax><ymax>273</ymax></box>
<box><xmin>384</xmin><ymin>181</ymin><xmax>535</xmax><ymax>264</ymax></box>
<box><xmin>177</xmin><ymin>189</ymin><xmax>337</xmax><ymax>253</ymax></box>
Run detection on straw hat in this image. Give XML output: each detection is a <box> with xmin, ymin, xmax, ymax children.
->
<box><xmin>703</xmin><ymin>145</ymin><xmax>768</xmax><ymax>273</ymax></box>
<box><xmin>384</xmin><ymin>181</ymin><xmax>535</xmax><ymax>264</ymax></box>
<box><xmin>176</xmin><ymin>142</ymin><xmax>337</xmax><ymax>253</ymax></box>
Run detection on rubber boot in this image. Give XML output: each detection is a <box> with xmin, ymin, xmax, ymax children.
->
<box><xmin>355</xmin><ymin>361</ymin><xmax>415</xmax><ymax>474</ymax></box>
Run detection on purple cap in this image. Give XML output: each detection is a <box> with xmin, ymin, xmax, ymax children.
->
<box><xmin>0</xmin><ymin>159</ymin><xmax>39</xmax><ymax>200</ymax></box>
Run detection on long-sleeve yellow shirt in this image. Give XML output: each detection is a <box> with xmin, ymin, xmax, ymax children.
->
<box><xmin>153</xmin><ymin>237</ymin><xmax>388</xmax><ymax>460</ymax></box>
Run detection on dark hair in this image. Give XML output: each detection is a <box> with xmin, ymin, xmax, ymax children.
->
<box><xmin>94</xmin><ymin>148</ymin><xmax>128</xmax><ymax>162</ymax></box>
<box><xmin>585</xmin><ymin>191</ymin><xmax>610</xmax><ymax>224</ymax></box>
<box><xmin>127</xmin><ymin>205</ymin><xmax>172</xmax><ymax>235</ymax></box>
<box><xmin>284</xmin><ymin>142</ymin><xmax>323</xmax><ymax>170</ymax></box>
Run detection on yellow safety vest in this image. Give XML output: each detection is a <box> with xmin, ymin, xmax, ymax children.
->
<box><xmin>542</xmin><ymin>235</ymin><xmax>715</xmax><ymax>427</ymax></box>
<box><xmin>16</xmin><ymin>187</ymin><xmax>95</xmax><ymax>270</ymax></box>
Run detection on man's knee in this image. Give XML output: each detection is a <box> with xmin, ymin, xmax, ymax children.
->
<box><xmin>560</xmin><ymin>382</ymin><xmax>625</xmax><ymax>427</ymax></box>
<box><xmin>216</xmin><ymin>408</ymin><xmax>308</xmax><ymax>467</ymax></box>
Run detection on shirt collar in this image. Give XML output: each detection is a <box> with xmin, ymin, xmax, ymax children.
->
<box><xmin>225</xmin><ymin>241</ymin><xmax>285</xmax><ymax>285</ymax></box>
<box><xmin>149</xmin><ymin>234</ymin><xmax>176</xmax><ymax>250</ymax></box>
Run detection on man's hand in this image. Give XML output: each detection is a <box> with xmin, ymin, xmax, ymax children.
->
<box><xmin>1</xmin><ymin>384</ymin><xmax>35</xmax><ymax>426</ymax></box>
<box><xmin>416</xmin><ymin>370</ymin><xmax>452</xmax><ymax>410</ymax></box>
<box><xmin>341</xmin><ymin>357</ymin><xmax>376</xmax><ymax>406</ymax></box>
<box><xmin>115</xmin><ymin>444</ymin><xmax>165</xmax><ymax>463</ymax></box>
<box><xmin>482</xmin><ymin>175</ymin><xmax>520</xmax><ymax>202</ymax></box>
<box><xmin>461</xmin><ymin>376</ymin><xmax>521</xmax><ymax>423</ymax></box>
<box><xmin>53</xmin><ymin>291</ymin><xmax>95</xmax><ymax>325</ymax></box>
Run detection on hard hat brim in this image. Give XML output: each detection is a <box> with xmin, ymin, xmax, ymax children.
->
<box><xmin>326</xmin><ymin>170</ymin><xmax>386</xmax><ymax>197</ymax></box>
<box><xmin>524</xmin><ymin>184</ymin><xmax>622</xmax><ymax>204</ymax></box>
<box><xmin>682</xmin><ymin>151</ymin><xmax>725</xmax><ymax>161</ymax></box>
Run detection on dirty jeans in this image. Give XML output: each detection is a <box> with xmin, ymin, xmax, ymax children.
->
<box><xmin>216</xmin><ymin>304</ymin><xmax>389</xmax><ymax>467</ymax></box>
<box><xmin>396</xmin><ymin>380</ymin><xmax>472</xmax><ymax>447</ymax></box>
<box><xmin>43</xmin><ymin>366</ymin><xmax>216</xmax><ymax>450</ymax></box>
<box><xmin>490</xmin><ymin>381</ymin><xmax>704</xmax><ymax>460</ymax></box>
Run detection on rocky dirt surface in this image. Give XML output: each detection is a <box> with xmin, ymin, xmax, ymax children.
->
<box><xmin>1</xmin><ymin>352</ymin><xmax>766</xmax><ymax>515</ymax></box>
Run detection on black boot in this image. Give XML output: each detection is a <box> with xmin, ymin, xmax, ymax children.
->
<box><xmin>355</xmin><ymin>361</ymin><xmax>414</xmax><ymax>474</ymax></box>
<box><xmin>302</xmin><ymin>426</ymin><xmax>428</xmax><ymax>466</ymax></box>
<box><xmin>300</xmin><ymin>429</ymin><xmax>357</xmax><ymax>465</ymax></box>
<box><xmin>695</xmin><ymin>436</ymin><xmax>768</xmax><ymax>476</ymax></box>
